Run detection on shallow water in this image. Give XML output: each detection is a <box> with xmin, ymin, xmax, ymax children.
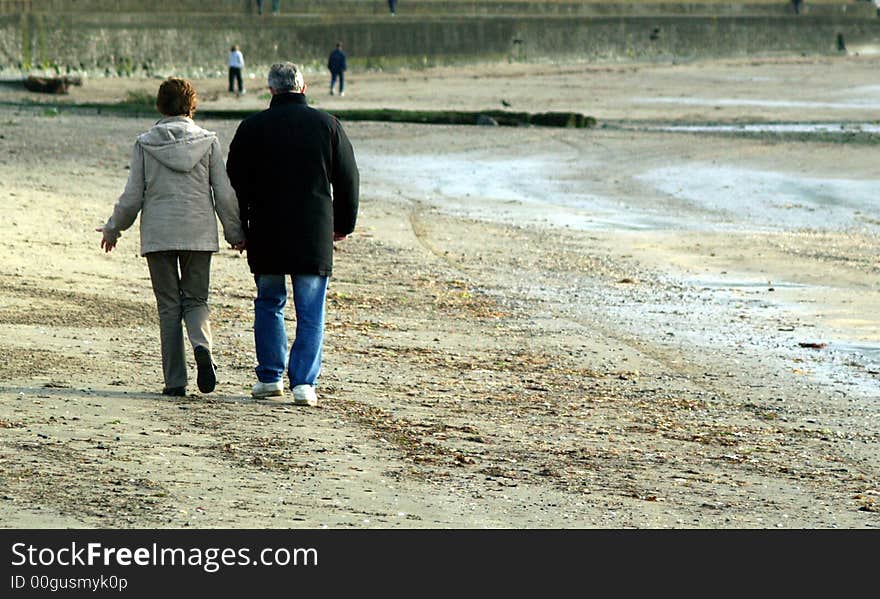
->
<box><xmin>684</xmin><ymin>277</ymin><xmax>812</xmax><ymax>290</ymax></box>
<box><xmin>632</xmin><ymin>96</ymin><xmax>880</xmax><ymax>110</ymax></box>
<box><xmin>367</xmin><ymin>154</ymin><xmax>674</xmax><ymax>230</ymax></box>
<box><xmin>651</xmin><ymin>123</ymin><xmax>880</xmax><ymax>134</ymax></box>
<box><xmin>637</xmin><ymin>165</ymin><xmax>879</xmax><ymax>232</ymax></box>
<box><xmin>830</xmin><ymin>342</ymin><xmax>880</xmax><ymax>371</ymax></box>
<box><xmin>366</xmin><ymin>154</ymin><xmax>879</xmax><ymax>234</ymax></box>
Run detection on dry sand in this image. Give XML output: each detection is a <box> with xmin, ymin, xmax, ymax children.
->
<box><xmin>0</xmin><ymin>55</ymin><xmax>878</xmax><ymax>528</ymax></box>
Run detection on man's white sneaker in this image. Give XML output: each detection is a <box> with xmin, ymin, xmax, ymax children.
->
<box><xmin>292</xmin><ymin>384</ymin><xmax>318</xmax><ymax>406</ymax></box>
<box><xmin>252</xmin><ymin>381</ymin><xmax>284</xmax><ymax>399</ymax></box>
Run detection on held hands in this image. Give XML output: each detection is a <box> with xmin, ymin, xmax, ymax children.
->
<box><xmin>98</xmin><ymin>234</ymin><xmax>327</xmax><ymax>254</ymax></box>
<box><xmin>95</xmin><ymin>227</ymin><xmax>116</xmax><ymax>253</ymax></box>
<box><xmin>97</xmin><ymin>229</ymin><xmax>246</xmax><ymax>255</ymax></box>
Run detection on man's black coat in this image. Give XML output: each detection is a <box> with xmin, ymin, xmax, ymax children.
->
<box><xmin>226</xmin><ymin>92</ymin><xmax>359</xmax><ymax>276</ymax></box>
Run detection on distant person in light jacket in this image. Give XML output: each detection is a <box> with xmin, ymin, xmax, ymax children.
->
<box><xmin>228</xmin><ymin>45</ymin><xmax>245</xmax><ymax>94</ymax></box>
<box><xmin>97</xmin><ymin>78</ymin><xmax>245</xmax><ymax>398</ymax></box>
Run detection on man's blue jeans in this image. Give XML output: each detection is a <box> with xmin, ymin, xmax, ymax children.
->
<box><xmin>331</xmin><ymin>71</ymin><xmax>344</xmax><ymax>94</ymax></box>
<box><xmin>254</xmin><ymin>274</ymin><xmax>328</xmax><ymax>386</ymax></box>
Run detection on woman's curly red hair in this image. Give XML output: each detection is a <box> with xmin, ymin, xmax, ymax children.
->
<box><xmin>156</xmin><ymin>78</ymin><xmax>198</xmax><ymax>117</ymax></box>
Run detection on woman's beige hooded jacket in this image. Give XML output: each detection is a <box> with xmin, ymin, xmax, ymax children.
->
<box><xmin>102</xmin><ymin>116</ymin><xmax>244</xmax><ymax>255</ymax></box>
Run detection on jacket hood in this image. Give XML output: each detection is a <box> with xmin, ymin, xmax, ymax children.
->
<box><xmin>138</xmin><ymin>117</ymin><xmax>216</xmax><ymax>173</ymax></box>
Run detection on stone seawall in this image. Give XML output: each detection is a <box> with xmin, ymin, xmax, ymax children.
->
<box><xmin>0</xmin><ymin>1</ymin><xmax>875</xmax><ymax>17</ymax></box>
<box><xmin>1</xmin><ymin>13</ymin><xmax>879</xmax><ymax>76</ymax></box>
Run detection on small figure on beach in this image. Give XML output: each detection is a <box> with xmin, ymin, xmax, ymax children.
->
<box><xmin>328</xmin><ymin>42</ymin><xmax>347</xmax><ymax>96</ymax></box>
<box><xmin>272</xmin><ymin>0</ymin><xmax>281</xmax><ymax>15</ymax></box>
<box><xmin>227</xmin><ymin>62</ymin><xmax>359</xmax><ymax>406</ymax></box>
<box><xmin>388</xmin><ymin>0</ymin><xmax>397</xmax><ymax>16</ymax></box>
<box><xmin>97</xmin><ymin>78</ymin><xmax>245</xmax><ymax>397</ymax></box>
<box><xmin>228</xmin><ymin>44</ymin><xmax>245</xmax><ymax>95</ymax></box>
<box><xmin>255</xmin><ymin>0</ymin><xmax>263</xmax><ymax>15</ymax></box>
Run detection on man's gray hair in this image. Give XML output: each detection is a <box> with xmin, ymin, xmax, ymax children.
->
<box><xmin>268</xmin><ymin>62</ymin><xmax>305</xmax><ymax>93</ymax></box>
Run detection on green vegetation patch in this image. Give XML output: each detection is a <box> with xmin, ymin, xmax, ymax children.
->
<box><xmin>0</xmin><ymin>98</ymin><xmax>595</xmax><ymax>129</ymax></box>
<box><xmin>201</xmin><ymin>107</ymin><xmax>596</xmax><ymax>128</ymax></box>
<box><xmin>121</xmin><ymin>89</ymin><xmax>155</xmax><ymax>108</ymax></box>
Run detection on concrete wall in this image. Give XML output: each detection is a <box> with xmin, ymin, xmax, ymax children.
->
<box><xmin>1</xmin><ymin>12</ymin><xmax>878</xmax><ymax>76</ymax></box>
<box><xmin>1</xmin><ymin>1</ymin><xmax>875</xmax><ymax>17</ymax></box>
<box><xmin>0</xmin><ymin>14</ymin><xmax>880</xmax><ymax>76</ymax></box>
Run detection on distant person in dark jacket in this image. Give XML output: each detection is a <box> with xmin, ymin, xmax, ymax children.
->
<box><xmin>388</xmin><ymin>0</ymin><xmax>397</xmax><ymax>15</ymax></box>
<box><xmin>226</xmin><ymin>62</ymin><xmax>359</xmax><ymax>406</ymax></box>
<box><xmin>327</xmin><ymin>42</ymin><xmax>347</xmax><ymax>96</ymax></box>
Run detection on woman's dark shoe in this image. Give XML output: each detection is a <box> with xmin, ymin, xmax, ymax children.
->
<box><xmin>162</xmin><ymin>386</ymin><xmax>186</xmax><ymax>397</ymax></box>
<box><xmin>194</xmin><ymin>346</ymin><xmax>217</xmax><ymax>393</ymax></box>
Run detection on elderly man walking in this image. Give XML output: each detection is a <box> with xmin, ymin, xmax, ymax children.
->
<box><xmin>226</xmin><ymin>62</ymin><xmax>359</xmax><ymax>406</ymax></box>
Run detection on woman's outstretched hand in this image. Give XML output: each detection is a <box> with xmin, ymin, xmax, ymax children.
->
<box><xmin>96</xmin><ymin>227</ymin><xmax>116</xmax><ymax>253</ymax></box>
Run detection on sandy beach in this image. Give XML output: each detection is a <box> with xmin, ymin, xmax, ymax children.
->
<box><xmin>0</xmin><ymin>54</ymin><xmax>878</xmax><ymax>528</ymax></box>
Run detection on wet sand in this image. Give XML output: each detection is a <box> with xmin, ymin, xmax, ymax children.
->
<box><xmin>0</xmin><ymin>55</ymin><xmax>878</xmax><ymax>528</ymax></box>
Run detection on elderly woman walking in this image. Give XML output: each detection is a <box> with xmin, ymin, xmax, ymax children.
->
<box><xmin>97</xmin><ymin>78</ymin><xmax>245</xmax><ymax>397</ymax></box>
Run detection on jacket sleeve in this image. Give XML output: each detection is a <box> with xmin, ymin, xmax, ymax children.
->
<box><xmin>209</xmin><ymin>137</ymin><xmax>245</xmax><ymax>245</ymax></box>
<box><xmin>226</xmin><ymin>123</ymin><xmax>250</xmax><ymax>238</ymax></box>
<box><xmin>102</xmin><ymin>141</ymin><xmax>145</xmax><ymax>244</ymax></box>
<box><xmin>331</xmin><ymin>119</ymin><xmax>359</xmax><ymax>236</ymax></box>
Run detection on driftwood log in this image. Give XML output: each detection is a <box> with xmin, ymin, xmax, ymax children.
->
<box><xmin>23</xmin><ymin>75</ymin><xmax>82</xmax><ymax>95</ymax></box>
